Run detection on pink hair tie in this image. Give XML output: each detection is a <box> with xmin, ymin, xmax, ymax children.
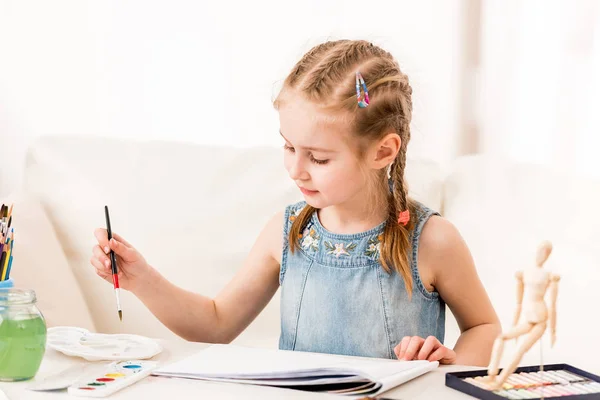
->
<box><xmin>397</xmin><ymin>210</ymin><xmax>410</xmax><ymax>226</ymax></box>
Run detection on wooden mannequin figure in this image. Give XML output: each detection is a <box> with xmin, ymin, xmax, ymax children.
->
<box><xmin>485</xmin><ymin>241</ymin><xmax>560</xmax><ymax>390</ymax></box>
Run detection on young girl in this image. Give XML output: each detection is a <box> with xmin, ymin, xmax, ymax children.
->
<box><xmin>90</xmin><ymin>40</ymin><xmax>500</xmax><ymax>366</ymax></box>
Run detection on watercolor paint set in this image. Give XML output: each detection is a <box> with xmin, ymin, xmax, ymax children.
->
<box><xmin>446</xmin><ymin>364</ymin><xmax>600</xmax><ymax>399</ymax></box>
<box><xmin>67</xmin><ymin>360</ymin><xmax>158</xmax><ymax>397</ymax></box>
<box><xmin>29</xmin><ymin>360</ymin><xmax>158</xmax><ymax>397</ymax></box>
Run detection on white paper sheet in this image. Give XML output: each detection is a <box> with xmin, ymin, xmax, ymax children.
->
<box><xmin>153</xmin><ymin>344</ymin><xmax>438</xmax><ymax>396</ymax></box>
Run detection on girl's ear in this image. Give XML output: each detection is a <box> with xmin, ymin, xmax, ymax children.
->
<box><xmin>370</xmin><ymin>133</ymin><xmax>401</xmax><ymax>170</ymax></box>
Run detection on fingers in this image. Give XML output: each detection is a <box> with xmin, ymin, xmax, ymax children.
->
<box><xmin>90</xmin><ymin>253</ymin><xmax>121</xmax><ymax>277</ymax></box>
<box><xmin>91</xmin><ymin>258</ymin><xmax>124</xmax><ymax>284</ymax></box>
<box><xmin>395</xmin><ymin>336</ymin><xmax>411</xmax><ymax>359</ymax></box>
<box><xmin>90</xmin><ymin>256</ymin><xmax>112</xmax><ymax>282</ymax></box>
<box><xmin>92</xmin><ymin>245</ymin><xmax>111</xmax><ymax>268</ymax></box>
<box><xmin>395</xmin><ymin>336</ymin><xmax>454</xmax><ymax>363</ymax></box>
<box><xmin>427</xmin><ymin>346</ymin><xmax>456</xmax><ymax>364</ymax></box>
<box><xmin>393</xmin><ymin>343</ymin><xmax>401</xmax><ymax>358</ymax></box>
<box><xmin>402</xmin><ymin>336</ymin><xmax>425</xmax><ymax>361</ymax></box>
<box><xmin>112</xmin><ymin>232</ymin><xmax>133</xmax><ymax>248</ymax></box>
<box><xmin>417</xmin><ymin>336</ymin><xmax>440</xmax><ymax>361</ymax></box>
<box><xmin>95</xmin><ymin>228</ymin><xmax>134</xmax><ymax>252</ymax></box>
<box><xmin>90</xmin><ymin>255</ymin><xmax>107</xmax><ymax>273</ymax></box>
<box><xmin>94</xmin><ymin>228</ymin><xmax>110</xmax><ymax>253</ymax></box>
<box><xmin>109</xmin><ymin>238</ymin><xmax>137</xmax><ymax>262</ymax></box>
<box><xmin>427</xmin><ymin>346</ymin><xmax>447</xmax><ymax>362</ymax></box>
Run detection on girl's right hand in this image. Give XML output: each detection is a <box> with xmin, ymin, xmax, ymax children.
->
<box><xmin>90</xmin><ymin>228</ymin><xmax>151</xmax><ymax>292</ymax></box>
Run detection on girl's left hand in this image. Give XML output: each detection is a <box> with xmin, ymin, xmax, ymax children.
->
<box><xmin>394</xmin><ymin>336</ymin><xmax>457</xmax><ymax>364</ymax></box>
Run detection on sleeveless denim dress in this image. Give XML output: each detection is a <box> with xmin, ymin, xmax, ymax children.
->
<box><xmin>278</xmin><ymin>200</ymin><xmax>445</xmax><ymax>359</ymax></box>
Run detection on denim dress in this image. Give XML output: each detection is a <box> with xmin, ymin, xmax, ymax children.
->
<box><xmin>278</xmin><ymin>201</ymin><xmax>445</xmax><ymax>359</ymax></box>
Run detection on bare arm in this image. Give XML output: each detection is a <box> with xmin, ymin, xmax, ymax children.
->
<box><xmin>419</xmin><ymin>216</ymin><xmax>501</xmax><ymax>366</ymax></box>
<box><xmin>132</xmin><ymin>211</ymin><xmax>283</xmax><ymax>343</ymax></box>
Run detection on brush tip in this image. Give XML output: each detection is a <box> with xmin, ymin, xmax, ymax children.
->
<box><xmin>118</xmin><ymin>310</ymin><xmax>123</xmax><ymax>321</ymax></box>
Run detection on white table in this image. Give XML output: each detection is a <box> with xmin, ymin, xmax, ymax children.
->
<box><xmin>0</xmin><ymin>339</ymin><xmax>480</xmax><ymax>399</ymax></box>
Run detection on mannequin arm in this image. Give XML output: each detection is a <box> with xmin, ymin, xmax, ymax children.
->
<box><xmin>548</xmin><ymin>273</ymin><xmax>560</xmax><ymax>346</ymax></box>
<box><xmin>512</xmin><ymin>271</ymin><xmax>524</xmax><ymax>327</ymax></box>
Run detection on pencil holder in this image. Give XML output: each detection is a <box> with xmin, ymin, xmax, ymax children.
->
<box><xmin>0</xmin><ymin>278</ymin><xmax>13</xmax><ymax>289</ymax></box>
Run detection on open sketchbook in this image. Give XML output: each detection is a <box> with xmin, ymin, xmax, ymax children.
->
<box><xmin>152</xmin><ymin>344</ymin><xmax>438</xmax><ymax>397</ymax></box>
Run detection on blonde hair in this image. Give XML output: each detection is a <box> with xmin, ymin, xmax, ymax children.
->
<box><xmin>273</xmin><ymin>40</ymin><xmax>418</xmax><ymax>295</ymax></box>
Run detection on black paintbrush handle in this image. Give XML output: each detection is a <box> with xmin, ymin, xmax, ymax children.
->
<box><xmin>104</xmin><ymin>206</ymin><xmax>118</xmax><ymax>275</ymax></box>
<box><xmin>0</xmin><ymin>251</ymin><xmax>6</xmax><ymax>279</ymax></box>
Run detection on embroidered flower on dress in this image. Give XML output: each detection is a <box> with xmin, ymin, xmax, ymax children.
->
<box><xmin>300</xmin><ymin>227</ymin><xmax>320</xmax><ymax>251</ymax></box>
<box><xmin>289</xmin><ymin>206</ymin><xmax>303</xmax><ymax>222</ymax></box>
<box><xmin>324</xmin><ymin>241</ymin><xmax>357</xmax><ymax>257</ymax></box>
<box><xmin>364</xmin><ymin>234</ymin><xmax>383</xmax><ymax>259</ymax></box>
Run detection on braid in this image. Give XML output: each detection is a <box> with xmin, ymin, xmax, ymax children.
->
<box><xmin>394</xmin><ymin>155</ymin><xmax>408</xmax><ymax>206</ymax></box>
<box><xmin>302</xmin><ymin>41</ymin><xmax>368</xmax><ymax>97</ymax></box>
<box><xmin>286</xmin><ymin>41</ymin><xmax>343</xmax><ymax>87</ymax></box>
<box><xmin>389</xmin><ymin>73</ymin><xmax>413</xmax><ymax>226</ymax></box>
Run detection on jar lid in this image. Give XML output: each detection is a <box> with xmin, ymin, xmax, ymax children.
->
<box><xmin>0</xmin><ymin>288</ymin><xmax>37</xmax><ymax>305</ymax></box>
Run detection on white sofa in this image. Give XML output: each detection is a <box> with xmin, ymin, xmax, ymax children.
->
<box><xmin>5</xmin><ymin>135</ymin><xmax>600</xmax><ymax>373</ymax></box>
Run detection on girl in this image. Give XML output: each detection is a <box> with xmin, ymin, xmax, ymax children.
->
<box><xmin>91</xmin><ymin>40</ymin><xmax>500</xmax><ymax>366</ymax></box>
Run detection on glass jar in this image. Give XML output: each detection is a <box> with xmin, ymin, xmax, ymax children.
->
<box><xmin>0</xmin><ymin>287</ymin><xmax>47</xmax><ymax>381</ymax></box>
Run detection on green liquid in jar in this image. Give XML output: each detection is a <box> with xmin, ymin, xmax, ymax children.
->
<box><xmin>0</xmin><ymin>316</ymin><xmax>47</xmax><ymax>381</ymax></box>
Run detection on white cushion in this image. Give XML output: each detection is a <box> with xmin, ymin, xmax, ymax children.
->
<box><xmin>22</xmin><ymin>135</ymin><xmax>444</xmax><ymax>348</ymax></box>
<box><xmin>1</xmin><ymin>191</ymin><xmax>96</xmax><ymax>331</ymax></box>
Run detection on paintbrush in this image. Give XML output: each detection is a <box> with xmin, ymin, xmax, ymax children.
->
<box><xmin>0</xmin><ymin>206</ymin><xmax>5</xmax><ymax>254</ymax></box>
<box><xmin>0</xmin><ymin>205</ymin><xmax>6</xmax><ymax>236</ymax></box>
<box><xmin>104</xmin><ymin>206</ymin><xmax>122</xmax><ymax>321</ymax></box>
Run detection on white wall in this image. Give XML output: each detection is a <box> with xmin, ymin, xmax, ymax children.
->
<box><xmin>0</xmin><ymin>0</ymin><xmax>466</xmax><ymax>196</ymax></box>
<box><xmin>477</xmin><ymin>0</ymin><xmax>600</xmax><ymax>179</ymax></box>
